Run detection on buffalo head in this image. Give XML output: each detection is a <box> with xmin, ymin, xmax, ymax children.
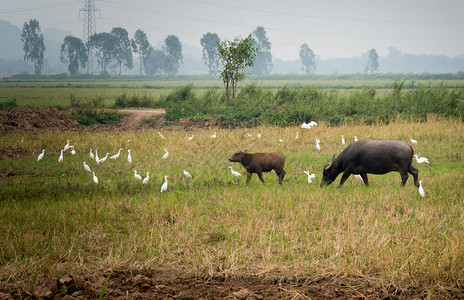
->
<box><xmin>320</xmin><ymin>155</ymin><xmax>340</xmax><ymax>187</ymax></box>
<box><xmin>229</xmin><ymin>150</ymin><xmax>247</xmax><ymax>162</ymax></box>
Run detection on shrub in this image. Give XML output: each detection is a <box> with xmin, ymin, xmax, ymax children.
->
<box><xmin>0</xmin><ymin>98</ymin><xmax>17</xmax><ymax>111</ymax></box>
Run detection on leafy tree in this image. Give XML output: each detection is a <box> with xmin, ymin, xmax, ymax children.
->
<box><xmin>365</xmin><ymin>48</ymin><xmax>379</xmax><ymax>73</ymax></box>
<box><xmin>20</xmin><ymin>19</ymin><xmax>45</xmax><ymax>75</ymax></box>
<box><xmin>299</xmin><ymin>43</ymin><xmax>316</xmax><ymax>74</ymax></box>
<box><xmin>87</xmin><ymin>32</ymin><xmax>117</xmax><ymax>74</ymax></box>
<box><xmin>200</xmin><ymin>32</ymin><xmax>221</xmax><ymax>75</ymax></box>
<box><xmin>60</xmin><ymin>36</ymin><xmax>88</xmax><ymax>74</ymax></box>
<box><xmin>162</xmin><ymin>35</ymin><xmax>183</xmax><ymax>75</ymax></box>
<box><xmin>144</xmin><ymin>48</ymin><xmax>165</xmax><ymax>75</ymax></box>
<box><xmin>111</xmin><ymin>27</ymin><xmax>132</xmax><ymax>75</ymax></box>
<box><xmin>249</xmin><ymin>26</ymin><xmax>272</xmax><ymax>75</ymax></box>
<box><xmin>217</xmin><ymin>35</ymin><xmax>257</xmax><ymax>103</ymax></box>
<box><xmin>131</xmin><ymin>29</ymin><xmax>150</xmax><ymax>75</ymax></box>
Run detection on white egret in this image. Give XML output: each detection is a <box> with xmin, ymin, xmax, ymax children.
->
<box><xmin>58</xmin><ymin>150</ymin><xmax>64</xmax><ymax>163</ymax></box>
<box><xmin>160</xmin><ymin>176</ymin><xmax>168</xmax><ymax>193</ymax></box>
<box><xmin>354</xmin><ymin>174</ymin><xmax>363</xmax><ymax>181</ymax></box>
<box><xmin>303</xmin><ymin>171</ymin><xmax>316</xmax><ymax>184</ymax></box>
<box><xmin>143</xmin><ymin>172</ymin><xmax>150</xmax><ymax>184</ymax></box>
<box><xmin>110</xmin><ymin>149</ymin><xmax>122</xmax><ymax>160</ymax></box>
<box><xmin>316</xmin><ymin>139</ymin><xmax>321</xmax><ymax>151</ymax></box>
<box><xmin>98</xmin><ymin>153</ymin><xmax>109</xmax><ymax>164</ymax></box>
<box><xmin>211</xmin><ymin>132</ymin><xmax>216</xmax><ymax>139</ymax></box>
<box><xmin>162</xmin><ymin>149</ymin><xmax>169</xmax><ymax>160</ymax></box>
<box><xmin>247</xmin><ymin>133</ymin><xmax>252</xmax><ymax>137</ymax></box>
<box><xmin>92</xmin><ymin>171</ymin><xmax>98</xmax><ymax>184</ymax></box>
<box><xmin>90</xmin><ymin>148</ymin><xmax>94</xmax><ymax>159</ymax></box>
<box><xmin>183</xmin><ymin>170</ymin><xmax>192</xmax><ymax>179</ymax></box>
<box><xmin>342</xmin><ymin>135</ymin><xmax>345</xmax><ymax>145</ymax></box>
<box><xmin>410</xmin><ymin>138</ymin><xmax>417</xmax><ymax>145</ymax></box>
<box><xmin>71</xmin><ymin>149</ymin><xmax>76</xmax><ymax>155</ymax></box>
<box><xmin>418</xmin><ymin>180</ymin><xmax>425</xmax><ymax>197</ymax></box>
<box><xmin>354</xmin><ymin>136</ymin><xmax>358</xmax><ymax>142</ymax></box>
<box><xmin>257</xmin><ymin>133</ymin><xmax>262</xmax><ymax>138</ymax></box>
<box><xmin>83</xmin><ymin>161</ymin><xmax>91</xmax><ymax>173</ymax></box>
<box><xmin>186</xmin><ymin>134</ymin><xmax>194</xmax><ymax>140</ymax></box>
<box><xmin>134</xmin><ymin>170</ymin><xmax>142</xmax><ymax>180</ymax></box>
<box><xmin>95</xmin><ymin>150</ymin><xmax>100</xmax><ymax>164</ymax></box>
<box><xmin>295</xmin><ymin>131</ymin><xmax>299</xmax><ymax>140</ymax></box>
<box><xmin>414</xmin><ymin>155</ymin><xmax>430</xmax><ymax>164</ymax></box>
<box><xmin>228</xmin><ymin>166</ymin><xmax>242</xmax><ymax>178</ymax></box>
<box><xmin>127</xmin><ymin>149</ymin><xmax>132</xmax><ymax>163</ymax></box>
<box><xmin>279</xmin><ymin>139</ymin><xmax>285</xmax><ymax>143</ymax></box>
<box><xmin>158</xmin><ymin>131</ymin><xmax>165</xmax><ymax>139</ymax></box>
<box><xmin>37</xmin><ymin>149</ymin><xmax>45</xmax><ymax>161</ymax></box>
<box><xmin>63</xmin><ymin>140</ymin><xmax>71</xmax><ymax>151</ymax></box>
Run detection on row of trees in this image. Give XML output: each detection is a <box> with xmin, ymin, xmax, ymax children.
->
<box><xmin>20</xmin><ymin>19</ymin><xmax>379</xmax><ymax>77</ymax></box>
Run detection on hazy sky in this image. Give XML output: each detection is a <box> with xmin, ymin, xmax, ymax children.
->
<box><xmin>1</xmin><ymin>0</ymin><xmax>463</xmax><ymax>60</ymax></box>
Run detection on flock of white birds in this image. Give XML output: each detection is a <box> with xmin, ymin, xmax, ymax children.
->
<box><xmin>36</xmin><ymin>124</ymin><xmax>429</xmax><ymax>197</ymax></box>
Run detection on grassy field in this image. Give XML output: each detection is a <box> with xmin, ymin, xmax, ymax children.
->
<box><xmin>1</xmin><ymin>78</ymin><xmax>463</xmax><ymax>107</ymax></box>
<box><xmin>1</xmin><ymin>117</ymin><xmax>463</xmax><ymax>296</ymax></box>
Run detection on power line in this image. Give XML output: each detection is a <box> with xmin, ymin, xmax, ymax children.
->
<box><xmin>0</xmin><ymin>1</ymin><xmax>78</xmax><ymax>14</ymax></box>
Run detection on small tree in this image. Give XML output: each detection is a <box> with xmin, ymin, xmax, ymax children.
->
<box><xmin>299</xmin><ymin>43</ymin><xmax>316</xmax><ymax>74</ymax></box>
<box><xmin>217</xmin><ymin>35</ymin><xmax>257</xmax><ymax>103</ymax></box>
<box><xmin>131</xmin><ymin>29</ymin><xmax>150</xmax><ymax>75</ymax></box>
<box><xmin>162</xmin><ymin>35</ymin><xmax>183</xmax><ymax>75</ymax></box>
<box><xmin>200</xmin><ymin>32</ymin><xmax>221</xmax><ymax>75</ymax></box>
<box><xmin>60</xmin><ymin>36</ymin><xmax>88</xmax><ymax>74</ymax></box>
<box><xmin>365</xmin><ymin>48</ymin><xmax>379</xmax><ymax>73</ymax></box>
<box><xmin>87</xmin><ymin>32</ymin><xmax>117</xmax><ymax>74</ymax></box>
<box><xmin>21</xmin><ymin>19</ymin><xmax>45</xmax><ymax>75</ymax></box>
<box><xmin>111</xmin><ymin>27</ymin><xmax>132</xmax><ymax>75</ymax></box>
<box><xmin>249</xmin><ymin>26</ymin><xmax>272</xmax><ymax>75</ymax></box>
<box><xmin>144</xmin><ymin>47</ymin><xmax>165</xmax><ymax>75</ymax></box>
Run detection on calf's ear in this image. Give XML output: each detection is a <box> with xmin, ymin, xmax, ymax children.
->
<box><xmin>331</xmin><ymin>162</ymin><xmax>338</xmax><ymax>169</ymax></box>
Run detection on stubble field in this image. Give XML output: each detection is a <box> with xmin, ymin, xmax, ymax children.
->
<box><xmin>1</xmin><ymin>116</ymin><xmax>463</xmax><ymax>298</ymax></box>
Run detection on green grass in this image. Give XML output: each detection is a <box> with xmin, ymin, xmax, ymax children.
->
<box><xmin>0</xmin><ymin>118</ymin><xmax>463</xmax><ymax>296</ymax></box>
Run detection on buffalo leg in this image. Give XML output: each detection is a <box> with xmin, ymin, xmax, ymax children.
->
<box><xmin>276</xmin><ymin>169</ymin><xmax>286</xmax><ymax>185</ymax></box>
<box><xmin>338</xmin><ymin>171</ymin><xmax>351</xmax><ymax>187</ymax></box>
<box><xmin>360</xmin><ymin>173</ymin><xmax>369</xmax><ymax>186</ymax></box>
<box><xmin>257</xmin><ymin>171</ymin><xmax>265</xmax><ymax>184</ymax></box>
<box><xmin>246</xmin><ymin>172</ymin><xmax>253</xmax><ymax>184</ymax></box>
<box><xmin>408</xmin><ymin>163</ymin><xmax>419</xmax><ymax>187</ymax></box>
<box><xmin>400</xmin><ymin>170</ymin><xmax>409</xmax><ymax>187</ymax></box>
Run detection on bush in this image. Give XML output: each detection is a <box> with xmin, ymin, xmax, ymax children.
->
<box><xmin>0</xmin><ymin>98</ymin><xmax>17</xmax><ymax>111</ymax></box>
<box><xmin>68</xmin><ymin>109</ymin><xmax>124</xmax><ymax>126</ymax></box>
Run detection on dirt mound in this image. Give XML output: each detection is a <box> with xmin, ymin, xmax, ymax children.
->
<box><xmin>0</xmin><ymin>107</ymin><xmax>81</xmax><ymax>131</ymax></box>
<box><xmin>0</xmin><ymin>146</ymin><xmax>32</xmax><ymax>158</ymax></box>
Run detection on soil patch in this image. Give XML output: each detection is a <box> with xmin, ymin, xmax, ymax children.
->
<box><xmin>1</xmin><ymin>269</ymin><xmax>459</xmax><ymax>299</ymax></box>
<box><xmin>0</xmin><ymin>146</ymin><xmax>32</xmax><ymax>158</ymax></box>
<box><xmin>0</xmin><ymin>107</ymin><xmax>81</xmax><ymax>131</ymax></box>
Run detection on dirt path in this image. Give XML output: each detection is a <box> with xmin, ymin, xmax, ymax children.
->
<box><xmin>116</xmin><ymin>108</ymin><xmax>165</xmax><ymax>130</ymax></box>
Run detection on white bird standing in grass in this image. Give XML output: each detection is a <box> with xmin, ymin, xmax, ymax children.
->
<box><xmin>211</xmin><ymin>132</ymin><xmax>216</xmax><ymax>139</ymax></box>
<box><xmin>158</xmin><ymin>131</ymin><xmax>165</xmax><ymax>139</ymax></box>
<box><xmin>341</xmin><ymin>135</ymin><xmax>345</xmax><ymax>145</ymax></box>
<box><xmin>279</xmin><ymin>139</ymin><xmax>285</xmax><ymax>143</ymax></box>
<box><xmin>90</xmin><ymin>148</ymin><xmax>94</xmax><ymax>159</ymax></box>
<box><xmin>303</xmin><ymin>171</ymin><xmax>316</xmax><ymax>184</ymax></box>
<box><xmin>295</xmin><ymin>131</ymin><xmax>299</xmax><ymax>140</ymax></box>
<box><xmin>354</xmin><ymin>174</ymin><xmax>363</xmax><ymax>181</ymax></box>
<box><xmin>143</xmin><ymin>172</ymin><xmax>150</xmax><ymax>184</ymax></box>
<box><xmin>187</xmin><ymin>134</ymin><xmax>194</xmax><ymax>140</ymax></box>
<box><xmin>414</xmin><ymin>155</ymin><xmax>430</xmax><ymax>164</ymax></box>
<box><xmin>354</xmin><ymin>136</ymin><xmax>358</xmax><ymax>142</ymax></box>
<box><xmin>410</xmin><ymin>138</ymin><xmax>418</xmax><ymax>145</ymax></box>
<box><xmin>162</xmin><ymin>149</ymin><xmax>169</xmax><ymax>160</ymax></box>
<box><xmin>247</xmin><ymin>133</ymin><xmax>252</xmax><ymax>138</ymax></box>
<box><xmin>92</xmin><ymin>171</ymin><xmax>98</xmax><ymax>184</ymax></box>
<box><xmin>161</xmin><ymin>175</ymin><xmax>168</xmax><ymax>193</ymax></box>
<box><xmin>127</xmin><ymin>149</ymin><xmax>132</xmax><ymax>163</ymax></box>
<box><xmin>418</xmin><ymin>180</ymin><xmax>425</xmax><ymax>197</ymax></box>
<box><xmin>83</xmin><ymin>161</ymin><xmax>91</xmax><ymax>173</ymax></box>
<box><xmin>63</xmin><ymin>140</ymin><xmax>71</xmax><ymax>151</ymax></box>
<box><xmin>71</xmin><ymin>149</ymin><xmax>76</xmax><ymax>155</ymax></box>
<box><xmin>257</xmin><ymin>133</ymin><xmax>262</xmax><ymax>138</ymax></box>
<box><xmin>58</xmin><ymin>149</ymin><xmax>64</xmax><ymax>163</ymax></box>
<box><xmin>37</xmin><ymin>149</ymin><xmax>45</xmax><ymax>161</ymax></box>
<box><xmin>316</xmin><ymin>139</ymin><xmax>321</xmax><ymax>151</ymax></box>
<box><xmin>98</xmin><ymin>153</ymin><xmax>109</xmax><ymax>164</ymax></box>
<box><xmin>110</xmin><ymin>149</ymin><xmax>122</xmax><ymax>160</ymax></box>
<box><xmin>134</xmin><ymin>170</ymin><xmax>142</xmax><ymax>180</ymax></box>
<box><xmin>229</xmin><ymin>166</ymin><xmax>242</xmax><ymax>178</ymax></box>
<box><xmin>183</xmin><ymin>170</ymin><xmax>192</xmax><ymax>179</ymax></box>
<box><xmin>95</xmin><ymin>150</ymin><xmax>100</xmax><ymax>164</ymax></box>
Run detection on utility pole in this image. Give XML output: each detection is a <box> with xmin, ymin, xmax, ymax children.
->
<box><xmin>80</xmin><ymin>0</ymin><xmax>100</xmax><ymax>74</ymax></box>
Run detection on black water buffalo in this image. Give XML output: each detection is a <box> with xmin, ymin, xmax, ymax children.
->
<box><xmin>228</xmin><ymin>150</ymin><xmax>286</xmax><ymax>184</ymax></box>
<box><xmin>320</xmin><ymin>140</ymin><xmax>419</xmax><ymax>187</ymax></box>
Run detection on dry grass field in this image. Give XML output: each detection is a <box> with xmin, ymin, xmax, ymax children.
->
<box><xmin>0</xmin><ymin>116</ymin><xmax>463</xmax><ymax>298</ymax></box>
